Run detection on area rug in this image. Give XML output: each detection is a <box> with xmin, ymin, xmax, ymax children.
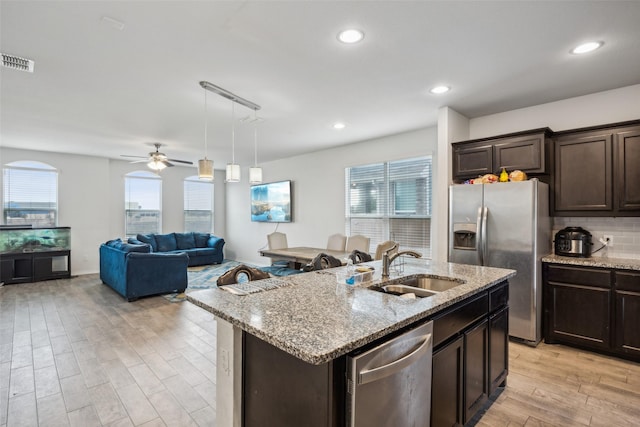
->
<box><xmin>163</xmin><ymin>259</ymin><xmax>258</xmax><ymax>302</ymax></box>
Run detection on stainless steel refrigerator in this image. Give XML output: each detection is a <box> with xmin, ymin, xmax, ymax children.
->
<box><xmin>449</xmin><ymin>180</ymin><xmax>550</xmax><ymax>345</ymax></box>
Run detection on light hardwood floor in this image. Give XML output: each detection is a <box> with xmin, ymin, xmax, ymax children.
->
<box><xmin>2</xmin><ymin>274</ymin><xmax>640</xmax><ymax>426</ymax></box>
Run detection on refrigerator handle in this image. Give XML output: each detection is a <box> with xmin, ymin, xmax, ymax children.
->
<box><xmin>357</xmin><ymin>333</ymin><xmax>432</xmax><ymax>385</ymax></box>
<box><xmin>475</xmin><ymin>206</ymin><xmax>483</xmax><ymax>265</ymax></box>
<box><xmin>481</xmin><ymin>206</ymin><xmax>489</xmax><ymax>266</ymax></box>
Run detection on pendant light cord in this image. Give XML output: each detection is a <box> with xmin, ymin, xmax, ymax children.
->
<box><xmin>253</xmin><ymin>109</ymin><xmax>259</xmax><ymax>166</ymax></box>
<box><xmin>231</xmin><ymin>102</ymin><xmax>236</xmax><ymax>163</ymax></box>
<box><xmin>203</xmin><ymin>89</ymin><xmax>208</xmax><ymax>157</ymax></box>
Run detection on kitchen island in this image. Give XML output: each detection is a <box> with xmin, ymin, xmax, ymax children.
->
<box><xmin>187</xmin><ymin>259</ymin><xmax>515</xmax><ymax>427</ymax></box>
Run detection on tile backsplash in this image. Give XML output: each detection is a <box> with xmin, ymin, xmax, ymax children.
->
<box><xmin>553</xmin><ymin>217</ymin><xmax>640</xmax><ymax>260</ymax></box>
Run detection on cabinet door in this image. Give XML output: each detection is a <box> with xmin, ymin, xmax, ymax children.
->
<box><xmin>614</xmin><ymin>271</ymin><xmax>640</xmax><ymax>359</ymax></box>
<box><xmin>464</xmin><ymin>319</ymin><xmax>488</xmax><ymax>424</ymax></box>
<box><xmin>488</xmin><ymin>307</ymin><xmax>508</xmax><ymax>395</ymax></box>
<box><xmin>431</xmin><ymin>336</ymin><xmax>464</xmax><ymax>427</ymax></box>
<box><xmin>546</xmin><ymin>280</ymin><xmax>611</xmax><ymax>350</ymax></box>
<box><xmin>494</xmin><ymin>134</ymin><xmax>546</xmax><ymax>173</ymax></box>
<box><xmin>453</xmin><ymin>142</ymin><xmax>493</xmax><ymax>180</ymax></box>
<box><xmin>616</xmin><ymin>126</ymin><xmax>640</xmax><ymax>211</ymax></box>
<box><xmin>554</xmin><ymin>131</ymin><xmax>613</xmax><ymax>213</ymax></box>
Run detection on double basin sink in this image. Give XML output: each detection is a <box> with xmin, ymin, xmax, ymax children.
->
<box><xmin>367</xmin><ymin>274</ymin><xmax>465</xmax><ymax>298</ymax></box>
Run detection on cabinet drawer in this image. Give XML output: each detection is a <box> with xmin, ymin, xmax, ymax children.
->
<box><xmin>546</xmin><ymin>264</ymin><xmax>611</xmax><ymax>289</ymax></box>
<box><xmin>489</xmin><ymin>281</ymin><xmax>509</xmax><ymax>312</ymax></box>
<box><xmin>615</xmin><ymin>271</ymin><xmax>640</xmax><ymax>292</ymax></box>
<box><xmin>432</xmin><ymin>292</ymin><xmax>488</xmax><ymax>348</ymax></box>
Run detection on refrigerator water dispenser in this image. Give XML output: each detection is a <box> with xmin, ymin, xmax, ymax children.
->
<box><xmin>453</xmin><ymin>223</ymin><xmax>477</xmax><ymax>250</ymax></box>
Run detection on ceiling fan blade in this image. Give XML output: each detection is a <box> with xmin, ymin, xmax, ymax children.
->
<box><xmin>162</xmin><ymin>160</ymin><xmax>175</xmax><ymax>167</ymax></box>
<box><xmin>167</xmin><ymin>158</ymin><xmax>194</xmax><ymax>165</ymax></box>
<box><xmin>129</xmin><ymin>159</ymin><xmax>149</xmax><ymax>164</ymax></box>
<box><xmin>121</xmin><ymin>154</ymin><xmax>148</xmax><ymax>159</ymax></box>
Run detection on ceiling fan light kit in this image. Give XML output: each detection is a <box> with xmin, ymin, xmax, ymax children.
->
<box><xmin>121</xmin><ymin>143</ymin><xmax>192</xmax><ymax>171</ymax></box>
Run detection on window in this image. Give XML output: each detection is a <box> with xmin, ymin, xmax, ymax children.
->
<box><xmin>184</xmin><ymin>176</ymin><xmax>214</xmax><ymax>233</ymax></box>
<box><xmin>125</xmin><ymin>171</ymin><xmax>162</xmax><ymax>237</ymax></box>
<box><xmin>2</xmin><ymin>161</ymin><xmax>58</xmax><ymax>227</ymax></box>
<box><xmin>345</xmin><ymin>157</ymin><xmax>432</xmax><ymax>257</ymax></box>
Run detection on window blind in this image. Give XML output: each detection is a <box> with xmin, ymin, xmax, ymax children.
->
<box><xmin>345</xmin><ymin>156</ymin><xmax>432</xmax><ymax>257</ymax></box>
<box><xmin>184</xmin><ymin>176</ymin><xmax>214</xmax><ymax>233</ymax></box>
<box><xmin>2</xmin><ymin>161</ymin><xmax>58</xmax><ymax>227</ymax></box>
<box><xmin>125</xmin><ymin>171</ymin><xmax>162</xmax><ymax>237</ymax></box>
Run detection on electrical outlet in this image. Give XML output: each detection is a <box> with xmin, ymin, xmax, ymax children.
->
<box><xmin>603</xmin><ymin>235</ymin><xmax>613</xmax><ymax>247</ymax></box>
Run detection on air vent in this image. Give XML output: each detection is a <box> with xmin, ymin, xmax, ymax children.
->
<box><xmin>1</xmin><ymin>53</ymin><xmax>35</xmax><ymax>72</ymax></box>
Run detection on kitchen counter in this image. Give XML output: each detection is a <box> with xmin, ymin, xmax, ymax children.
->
<box><xmin>187</xmin><ymin>259</ymin><xmax>515</xmax><ymax>365</ymax></box>
<box><xmin>542</xmin><ymin>254</ymin><xmax>640</xmax><ymax>271</ymax></box>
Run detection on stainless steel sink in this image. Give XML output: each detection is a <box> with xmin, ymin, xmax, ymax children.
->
<box><xmin>396</xmin><ymin>275</ymin><xmax>465</xmax><ymax>292</ymax></box>
<box><xmin>367</xmin><ymin>284</ymin><xmax>437</xmax><ymax>298</ymax></box>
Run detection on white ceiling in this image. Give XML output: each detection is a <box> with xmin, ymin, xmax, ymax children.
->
<box><xmin>2</xmin><ymin>1</ymin><xmax>640</xmax><ymax>169</ymax></box>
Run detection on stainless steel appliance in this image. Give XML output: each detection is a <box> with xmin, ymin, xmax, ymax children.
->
<box><xmin>346</xmin><ymin>320</ymin><xmax>433</xmax><ymax>427</ymax></box>
<box><xmin>449</xmin><ymin>180</ymin><xmax>550</xmax><ymax>345</ymax></box>
<box><xmin>554</xmin><ymin>226</ymin><xmax>592</xmax><ymax>257</ymax></box>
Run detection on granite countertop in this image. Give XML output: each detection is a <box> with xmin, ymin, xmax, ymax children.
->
<box><xmin>187</xmin><ymin>259</ymin><xmax>515</xmax><ymax>365</ymax></box>
<box><xmin>542</xmin><ymin>254</ymin><xmax>640</xmax><ymax>271</ymax></box>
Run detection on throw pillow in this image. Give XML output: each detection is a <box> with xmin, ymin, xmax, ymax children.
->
<box><xmin>194</xmin><ymin>232</ymin><xmax>210</xmax><ymax>248</ymax></box>
<box><xmin>155</xmin><ymin>233</ymin><xmax>178</xmax><ymax>252</ymax></box>
<box><xmin>175</xmin><ymin>232</ymin><xmax>196</xmax><ymax>250</ymax></box>
<box><xmin>137</xmin><ymin>234</ymin><xmax>158</xmax><ymax>252</ymax></box>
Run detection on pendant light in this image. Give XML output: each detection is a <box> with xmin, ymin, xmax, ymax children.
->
<box><xmin>197</xmin><ymin>86</ymin><xmax>214</xmax><ymax>180</ymax></box>
<box><xmin>225</xmin><ymin>102</ymin><xmax>241</xmax><ymax>182</ymax></box>
<box><xmin>249</xmin><ymin>109</ymin><xmax>263</xmax><ymax>184</ymax></box>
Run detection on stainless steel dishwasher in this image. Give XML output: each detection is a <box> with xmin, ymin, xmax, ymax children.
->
<box><xmin>346</xmin><ymin>320</ymin><xmax>433</xmax><ymax>427</ymax></box>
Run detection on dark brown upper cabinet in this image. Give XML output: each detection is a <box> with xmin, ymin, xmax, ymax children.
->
<box><xmin>553</xmin><ymin>122</ymin><xmax>640</xmax><ymax>216</ymax></box>
<box><xmin>452</xmin><ymin>128</ymin><xmax>551</xmax><ymax>182</ymax></box>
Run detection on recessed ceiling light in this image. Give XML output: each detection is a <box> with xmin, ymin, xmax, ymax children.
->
<box><xmin>570</xmin><ymin>41</ymin><xmax>603</xmax><ymax>55</ymax></box>
<box><xmin>430</xmin><ymin>85</ymin><xmax>450</xmax><ymax>94</ymax></box>
<box><xmin>333</xmin><ymin>122</ymin><xmax>346</xmax><ymax>130</ymax></box>
<box><xmin>337</xmin><ymin>29</ymin><xmax>364</xmax><ymax>44</ymax></box>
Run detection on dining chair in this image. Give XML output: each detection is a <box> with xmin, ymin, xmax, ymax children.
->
<box><xmin>267</xmin><ymin>231</ymin><xmax>290</xmax><ymax>267</ymax></box>
<box><xmin>326</xmin><ymin>233</ymin><xmax>347</xmax><ymax>251</ymax></box>
<box><xmin>375</xmin><ymin>240</ymin><xmax>398</xmax><ymax>260</ymax></box>
<box><xmin>346</xmin><ymin>235</ymin><xmax>370</xmax><ymax>253</ymax></box>
<box><xmin>217</xmin><ymin>264</ymin><xmax>270</xmax><ymax>286</ymax></box>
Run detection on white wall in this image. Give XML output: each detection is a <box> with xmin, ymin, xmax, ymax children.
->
<box><xmin>468</xmin><ymin>84</ymin><xmax>640</xmax><ymax>139</ymax></box>
<box><xmin>1</xmin><ymin>148</ymin><xmax>110</xmax><ymax>275</ymax></box>
<box><xmin>225</xmin><ymin>127</ymin><xmax>438</xmax><ymax>266</ymax></box>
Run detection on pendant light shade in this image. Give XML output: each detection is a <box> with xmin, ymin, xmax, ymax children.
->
<box><xmin>198</xmin><ymin>86</ymin><xmax>214</xmax><ymax>181</ymax></box>
<box><xmin>226</xmin><ymin>163</ymin><xmax>241</xmax><ymax>182</ymax></box>
<box><xmin>198</xmin><ymin>158</ymin><xmax>213</xmax><ymax>180</ymax></box>
<box><xmin>226</xmin><ymin>102</ymin><xmax>241</xmax><ymax>182</ymax></box>
<box><xmin>249</xmin><ymin>166</ymin><xmax>263</xmax><ymax>184</ymax></box>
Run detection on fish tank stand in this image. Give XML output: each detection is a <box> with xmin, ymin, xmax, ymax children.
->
<box><xmin>0</xmin><ymin>226</ymin><xmax>71</xmax><ymax>284</ymax></box>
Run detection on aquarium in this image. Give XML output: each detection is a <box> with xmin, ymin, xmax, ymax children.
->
<box><xmin>0</xmin><ymin>227</ymin><xmax>70</xmax><ymax>254</ymax></box>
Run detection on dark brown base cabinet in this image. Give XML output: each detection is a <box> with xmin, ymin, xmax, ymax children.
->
<box><xmin>431</xmin><ymin>282</ymin><xmax>509</xmax><ymax>427</ymax></box>
<box><xmin>544</xmin><ymin>263</ymin><xmax>640</xmax><ymax>361</ymax></box>
<box><xmin>242</xmin><ymin>282</ymin><xmax>509</xmax><ymax>427</ymax></box>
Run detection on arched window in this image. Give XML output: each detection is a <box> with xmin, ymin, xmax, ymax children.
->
<box><xmin>2</xmin><ymin>161</ymin><xmax>58</xmax><ymax>227</ymax></box>
<box><xmin>125</xmin><ymin>171</ymin><xmax>162</xmax><ymax>237</ymax></box>
<box><xmin>184</xmin><ymin>176</ymin><xmax>214</xmax><ymax>233</ymax></box>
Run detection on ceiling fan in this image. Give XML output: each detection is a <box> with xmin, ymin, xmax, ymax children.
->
<box><xmin>121</xmin><ymin>143</ymin><xmax>193</xmax><ymax>171</ymax></box>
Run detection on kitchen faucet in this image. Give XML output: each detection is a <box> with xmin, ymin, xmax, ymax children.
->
<box><xmin>381</xmin><ymin>244</ymin><xmax>422</xmax><ymax>278</ymax></box>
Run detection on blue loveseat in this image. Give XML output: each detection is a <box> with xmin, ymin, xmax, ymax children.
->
<box><xmin>128</xmin><ymin>232</ymin><xmax>225</xmax><ymax>266</ymax></box>
<box><xmin>99</xmin><ymin>239</ymin><xmax>189</xmax><ymax>301</ymax></box>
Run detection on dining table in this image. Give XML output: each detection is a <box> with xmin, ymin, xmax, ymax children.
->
<box><xmin>259</xmin><ymin>246</ymin><xmax>353</xmax><ymax>266</ymax></box>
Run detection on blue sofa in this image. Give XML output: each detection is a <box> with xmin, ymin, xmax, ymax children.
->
<box><xmin>128</xmin><ymin>232</ymin><xmax>225</xmax><ymax>266</ymax></box>
<box><xmin>99</xmin><ymin>239</ymin><xmax>189</xmax><ymax>301</ymax></box>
